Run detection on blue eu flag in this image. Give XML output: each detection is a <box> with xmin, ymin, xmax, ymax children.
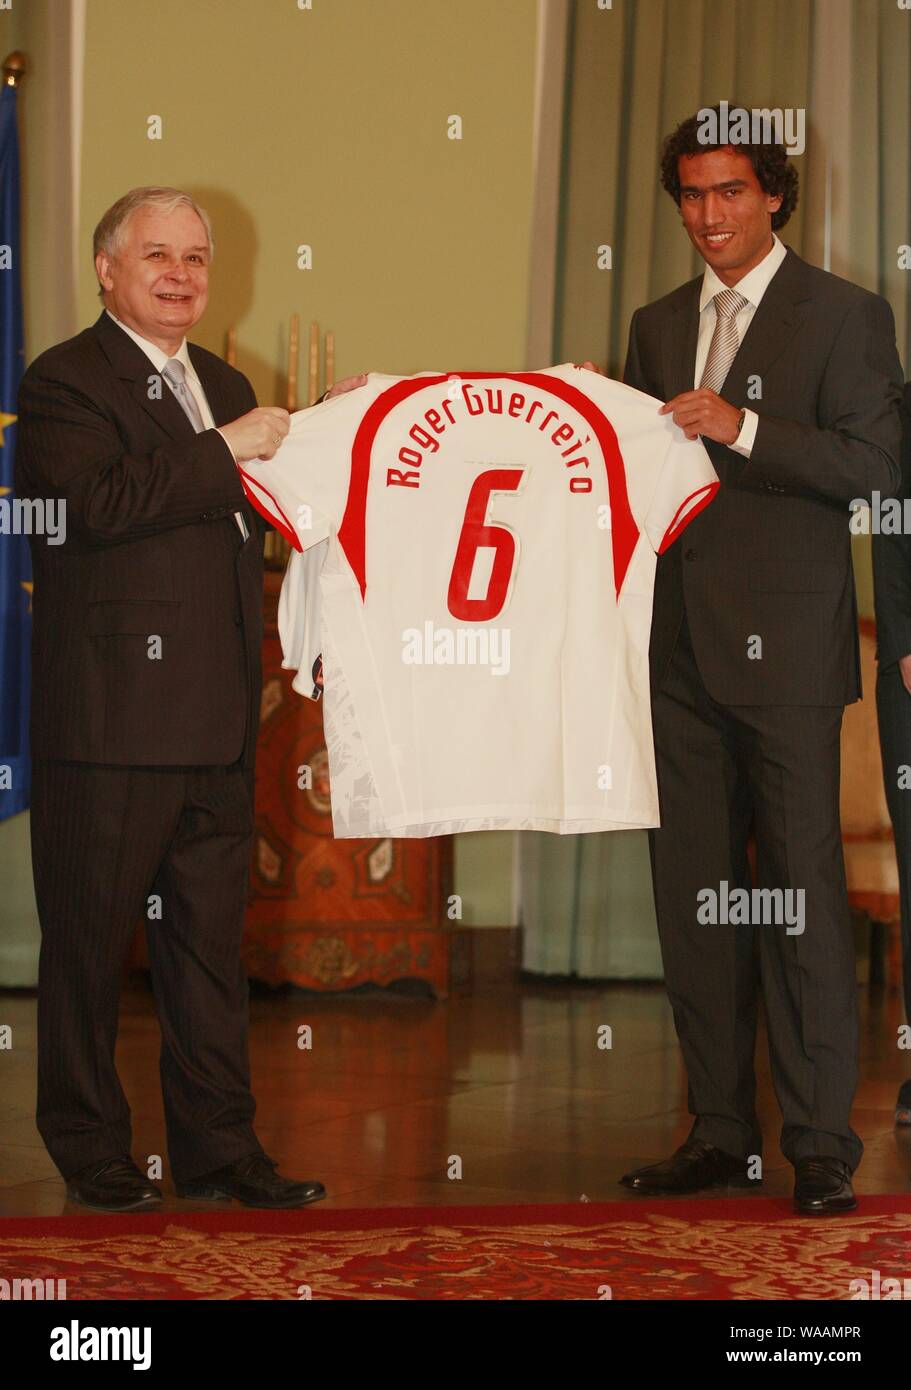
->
<box><xmin>0</xmin><ymin>79</ymin><xmax>31</xmax><ymax>820</ymax></box>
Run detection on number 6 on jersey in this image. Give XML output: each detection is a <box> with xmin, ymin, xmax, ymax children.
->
<box><xmin>447</xmin><ymin>467</ymin><xmax>525</xmax><ymax>622</ymax></box>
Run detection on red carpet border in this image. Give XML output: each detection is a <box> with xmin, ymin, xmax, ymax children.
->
<box><xmin>2</xmin><ymin>1195</ymin><xmax>910</xmax><ymax>1300</ymax></box>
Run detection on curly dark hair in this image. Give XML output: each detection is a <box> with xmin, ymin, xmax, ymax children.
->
<box><xmin>660</xmin><ymin>105</ymin><xmax>799</xmax><ymax>231</ymax></box>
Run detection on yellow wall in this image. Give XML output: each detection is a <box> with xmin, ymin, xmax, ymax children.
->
<box><xmin>3</xmin><ymin>0</ymin><xmax>77</xmax><ymax>358</ymax></box>
<box><xmin>78</xmin><ymin>0</ymin><xmax>538</xmax><ymax>401</ymax></box>
<box><xmin>73</xmin><ymin>0</ymin><xmax>539</xmax><ymax>926</ymax></box>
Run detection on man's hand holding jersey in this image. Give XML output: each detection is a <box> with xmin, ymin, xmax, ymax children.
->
<box><xmin>658</xmin><ymin>389</ymin><xmax>743</xmax><ymax>445</ymax></box>
<box><xmin>220</xmin><ymin>407</ymin><xmax>291</xmax><ymax>462</ymax></box>
<box><xmin>326</xmin><ymin>372</ymin><xmax>369</xmax><ymax>398</ymax></box>
<box><xmin>220</xmin><ymin>373</ymin><xmax>369</xmax><ymax>464</ymax></box>
<box><xmin>581</xmin><ymin>360</ymin><xmax>741</xmax><ymax>447</ymax></box>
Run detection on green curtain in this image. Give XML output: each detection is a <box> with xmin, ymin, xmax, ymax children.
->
<box><xmin>845</xmin><ymin>0</ymin><xmax>911</xmax><ymax>344</ymax></box>
<box><xmin>554</xmin><ymin>0</ymin><xmax>814</xmax><ymax>376</ymax></box>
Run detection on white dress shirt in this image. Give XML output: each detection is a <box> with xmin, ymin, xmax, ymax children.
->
<box><xmin>105</xmin><ymin>309</ymin><xmax>248</xmax><ymax>538</ymax></box>
<box><xmin>694</xmin><ymin>233</ymin><xmax>788</xmax><ymax>457</ymax></box>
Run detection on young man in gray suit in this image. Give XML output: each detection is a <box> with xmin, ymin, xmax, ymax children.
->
<box><xmin>618</xmin><ymin>109</ymin><xmax>903</xmax><ymax>1214</ymax></box>
<box><xmin>872</xmin><ymin>382</ymin><xmax>911</xmax><ymax>1128</ymax></box>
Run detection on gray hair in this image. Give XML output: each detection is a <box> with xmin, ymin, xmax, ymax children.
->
<box><xmin>93</xmin><ymin>186</ymin><xmax>214</xmax><ymax>298</ymax></box>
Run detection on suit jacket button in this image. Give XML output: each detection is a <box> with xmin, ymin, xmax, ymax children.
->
<box><xmin>685</xmin><ymin>548</ymin><xmax>697</xmax><ymax>561</ymax></box>
<box><xmin>234</xmin><ymin>614</ymin><xmax>243</xmax><ymax>626</ymax></box>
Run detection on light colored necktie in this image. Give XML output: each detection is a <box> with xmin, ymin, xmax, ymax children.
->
<box><xmin>162</xmin><ymin>357</ymin><xmax>249</xmax><ymax>541</ymax></box>
<box><xmin>699</xmin><ymin>288</ymin><xmax>749</xmax><ymax>393</ymax></box>
<box><xmin>162</xmin><ymin>356</ymin><xmax>205</xmax><ymax>431</ymax></box>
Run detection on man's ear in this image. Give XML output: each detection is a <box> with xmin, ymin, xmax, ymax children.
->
<box><xmin>95</xmin><ymin>250</ymin><xmax>113</xmax><ymax>293</ymax></box>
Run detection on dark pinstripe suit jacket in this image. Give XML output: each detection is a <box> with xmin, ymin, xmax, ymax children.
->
<box><xmin>16</xmin><ymin>310</ymin><xmax>266</xmax><ymax>769</ymax></box>
<box><xmin>624</xmin><ymin>248</ymin><xmax>903</xmax><ymax>706</ymax></box>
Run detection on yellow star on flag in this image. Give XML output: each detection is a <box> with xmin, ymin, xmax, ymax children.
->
<box><xmin>0</xmin><ymin>411</ymin><xmax>17</xmax><ymax>446</ymax></box>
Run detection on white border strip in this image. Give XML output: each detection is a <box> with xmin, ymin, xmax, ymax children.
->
<box><xmin>515</xmin><ymin>0</ymin><xmax>570</xmax><ymax>930</ymax></box>
<box><xmin>525</xmin><ymin>0</ymin><xmax>570</xmax><ymax>372</ymax></box>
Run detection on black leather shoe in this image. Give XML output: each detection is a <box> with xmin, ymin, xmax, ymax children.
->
<box><xmin>793</xmin><ymin>1157</ymin><xmax>857</xmax><ymax>1215</ymax></box>
<box><xmin>176</xmin><ymin>1153</ymin><xmax>326</xmax><ymax>1208</ymax></box>
<box><xmin>66</xmin><ymin>1156</ymin><xmax>163</xmax><ymax>1212</ymax></box>
<box><xmin>620</xmin><ymin>1137</ymin><xmax>752</xmax><ymax>1194</ymax></box>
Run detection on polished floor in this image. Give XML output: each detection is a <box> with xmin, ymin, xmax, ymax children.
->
<box><xmin>1</xmin><ymin>971</ymin><xmax>910</xmax><ymax>1216</ymax></box>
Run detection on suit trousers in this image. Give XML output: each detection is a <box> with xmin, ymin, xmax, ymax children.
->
<box><xmin>875</xmin><ymin>665</ymin><xmax>911</xmax><ymax>1031</ymax></box>
<box><xmin>30</xmin><ymin>757</ymin><xmax>268</xmax><ymax>1183</ymax></box>
<box><xmin>649</xmin><ymin>615</ymin><xmax>862</xmax><ymax>1170</ymax></box>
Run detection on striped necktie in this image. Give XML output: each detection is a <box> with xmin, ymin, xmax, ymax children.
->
<box><xmin>162</xmin><ymin>357</ymin><xmax>249</xmax><ymax>542</ymax></box>
<box><xmin>699</xmin><ymin>287</ymin><xmax>749</xmax><ymax>393</ymax></box>
<box><xmin>162</xmin><ymin>357</ymin><xmax>205</xmax><ymax>431</ymax></box>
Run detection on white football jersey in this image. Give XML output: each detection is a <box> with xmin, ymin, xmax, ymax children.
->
<box><xmin>239</xmin><ymin>365</ymin><xmax>718</xmax><ymax>837</ymax></box>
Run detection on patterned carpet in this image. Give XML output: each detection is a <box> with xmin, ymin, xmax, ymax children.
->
<box><xmin>3</xmin><ymin>1195</ymin><xmax>911</xmax><ymax>1299</ymax></box>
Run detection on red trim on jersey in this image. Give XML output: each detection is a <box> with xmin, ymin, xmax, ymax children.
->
<box><xmin>338</xmin><ymin>372</ymin><xmax>641</xmax><ymax>601</ymax></box>
<box><xmin>237</xmin><ymin>466</ymin><xmax>303</xmax><ymax>552</ymax></box>
<box><xmin>658</xmin><ymin>481</ymin><xmax>720</xmax><ymax>554</ymax></box>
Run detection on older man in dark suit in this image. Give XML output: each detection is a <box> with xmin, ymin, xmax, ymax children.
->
<box><xmin>615</xmin><ymin>111</ymin><xmax>903</xmax><ymax>1213</ymax></box>
<box><xmin>16</xmin><ymin>186</ymin><xmax>361</xmax><ymax>1211</ymax></box>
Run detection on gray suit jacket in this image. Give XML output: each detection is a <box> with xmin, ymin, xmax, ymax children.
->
<box><xmin>872</xmin><ymin>383</ymin><xmax>911</xmax><ymax>671</ymax></box>
<box><xmin>624</xmin><ymin>247</ymin><xmax>903</xmax><ymax>705</ymax></box>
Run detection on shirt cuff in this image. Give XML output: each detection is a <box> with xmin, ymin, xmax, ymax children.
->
<box><xmin>729</xmin><ymin>408</ymin><xmax>759</xmax><ymax>458</ymax></box>
<box><xmin>215</xmin><ymin>426</ymin><xmax>238</xmax><ymax>463</ymax></box>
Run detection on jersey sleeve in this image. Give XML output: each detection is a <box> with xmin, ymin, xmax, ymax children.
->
<box><xmin>236</xmin><ymin>386</ymin><xmax>371</xmax><ymax>552</ymax></box>
<box><xmin>643</xmin><ymin>430</ymin><xmax>720</xmax><ymax>555</ymax></box>
<box><xmin>277</xmin><ymin>541</ymin><xmax>328</xmax><ymax>700</ymax></box>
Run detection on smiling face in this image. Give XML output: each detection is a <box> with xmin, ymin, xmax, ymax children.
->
<box><xmin>677</xmin><ymin>147</ymin><xmax>782</xmax><ymax>286</ymax></box>
<box><xmin>95</xmin><ymin>203</ymin><xmax>210</xmax><ymax>352</ymax></box>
